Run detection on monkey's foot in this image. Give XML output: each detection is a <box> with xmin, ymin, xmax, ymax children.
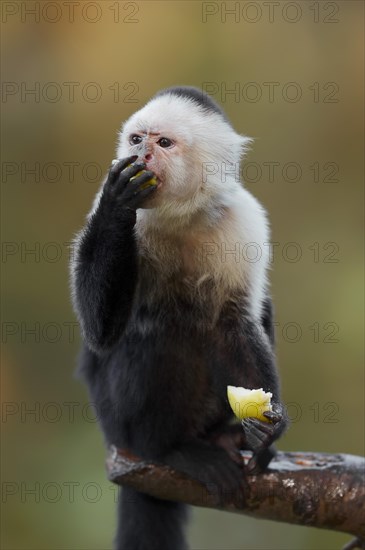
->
<box><xmin>166</xmin><ymin>441</ymin><xmax>247</xmax><ymax>507</ymax></box>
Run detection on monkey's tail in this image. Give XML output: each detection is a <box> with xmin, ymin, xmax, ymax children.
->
<box><xmin>115</xmin><ymin>487</ymin><xmax>189</xmax><ymax>550</ymax></box>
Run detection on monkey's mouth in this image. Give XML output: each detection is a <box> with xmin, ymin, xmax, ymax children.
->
<box><xmin>150</xmin><ymin>172</ymin><xmax>162</xmax><ymax>188</ymax></box>
<box><xmin>143</xmin><ymin>162</ymin><xmax>161</xmax><ymax>182</ymax></box>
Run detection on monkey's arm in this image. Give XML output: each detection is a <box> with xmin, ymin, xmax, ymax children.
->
<box><xmin>214</xmin><ymin>298</ymin><xmax>288</xmax><ymax>472</ymax></box>
<box><xmin>71</xmin><ymin>156</ymin><xmax>156</xmax><ymax>353</ymax></box>
<box><xmin>241</xmin><ymin>303</ymin><xmax>289</xmax><ymax>472</ymax></box>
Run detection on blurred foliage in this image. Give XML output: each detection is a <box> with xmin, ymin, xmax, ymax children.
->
<box><xmin>1</xmin><ymin>1</ymin><xmax>364</xmax><ymax>549</ymax></box>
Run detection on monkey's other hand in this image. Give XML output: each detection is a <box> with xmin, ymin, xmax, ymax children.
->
<box><xmin>166</xmin><ymin>441</ymin><xmax>247</xmax><ymax>507</ymax></box>
<box><xmin>101</xmin><ymin>156</ymin><xmax>157</xmax><ymax>213</ymax></box>
<box><xmin>242</xmin><ymin>403</ymin><xmax>288</xmax><ymax>474</ymax></box>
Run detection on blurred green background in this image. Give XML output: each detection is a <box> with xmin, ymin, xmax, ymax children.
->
<box><xmin>1</xmin><ymin>1</ymin><xmax>364</xmax><ymax>549</ymax></box>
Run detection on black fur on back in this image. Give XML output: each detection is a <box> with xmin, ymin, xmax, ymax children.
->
<box><xmin>153</xmin><ymin>85</ymin><xmax>230</xmax><ymax>123</ymax></box>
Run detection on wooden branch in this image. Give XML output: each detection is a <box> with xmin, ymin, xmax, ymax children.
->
<box><xmin>107</xmin><ymin>447</ymin><xmax>365</xmax><ymax>541</ymax></box>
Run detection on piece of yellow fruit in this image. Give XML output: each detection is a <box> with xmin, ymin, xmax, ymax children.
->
<box><xmin>139</xmin><ymin>179</ymin><xmax>157</xmax><ymax>190</ymax></box>
<box><xmin>129</xmin><ymin>168</ymin><xmax>157</xmax><ymax>190</ymax></box>
<box><xmin>227</xmin><ymin>386</ymin><xmax>272</xmax><ymax>422</ymax></box>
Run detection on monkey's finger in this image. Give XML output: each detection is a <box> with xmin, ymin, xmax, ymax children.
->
<box><xmin>242</xmin><ymin>418</ymin><xmax>268</xmax><ymax>434</ymax></box>
<box><xmin>136</xmin><ymin>184</ymin><xmax>157</xmax><ymax>201</ymax></box>
<box><xmin>245</xmin><ymin>430</ymin><xmax>266</xmax><ymax>451</ymax></box>
<box><xmin>247</xmin><ymin>418</ymin><xmax>275</xmax><ymax>434</ymax></box>
<box><xmin>242</xmin><ymin>420</ymin><xmax>273</xmax><ymax>450</ymax></box>
<box><xmin>251</xmin><ymin>423</ymin><xmax>277</xmax><ymax>444</ymax></box>
<box><xmin>108</xmin><ymin>155</ymin><xmax>138</xmax><ymax>182</ymax></box>
<box><xmin>117</xmin><ymin>170</ymin><xmax>156</xmax><ymax>201</ymax></box>
<box><xmin>242</xmin><ymin>422</ymin><xmax>266</xmax><ymax>443</ymax></box>
<box><xmin>263</xmin><ymin>410</ymin><xmax>282</xmax><ymax>424</ymax></box>
<box><xmin>116</xmin><ymin>176</ymin><xmax>157</xmax><ymax>209</ymax></box>
<box><xmin>129</xmin><ymin>170</ymin><xmax>157</xmax><ymax>189</ymax></box>
<box><xmin>116</xmin><ymin>162</ymin><xmax>147</xmax><ymax>186</ymax></box>
<box><xmin>130</xmin><ymin>184</ymin><xmax>158</xmax><ymax>208</ymax></box>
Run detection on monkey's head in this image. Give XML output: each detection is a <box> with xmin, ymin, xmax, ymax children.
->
<box><xmin>117</xmin><ymin>86</ymin><xmax>251</xmax><ymax>219</ymax></box>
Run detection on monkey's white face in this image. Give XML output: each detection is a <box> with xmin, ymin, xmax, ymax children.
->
<box><xmin>117</xmin><ymin>94</ymin><xmax>250</xmax><ymax>214</ymax></box>
<box><xmin>119</xmin><ymin>128</ymin><xmax>197</xmax><ymax>206</ymax></box>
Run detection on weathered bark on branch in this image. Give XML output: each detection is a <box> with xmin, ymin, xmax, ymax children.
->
<box><xmin>107</xmin><ymin>447</ymin><xmax>365</xmax><ymax>540</ymax></box>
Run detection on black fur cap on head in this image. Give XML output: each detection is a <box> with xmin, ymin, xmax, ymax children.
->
<box><xmin>153</xmin><ymin>85</ymin><xmax>230</xmax><ymax>124</ymax></box>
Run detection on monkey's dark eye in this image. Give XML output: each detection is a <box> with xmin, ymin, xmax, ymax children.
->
<box><xmin>129</xmin><ymin>134</ymin><xmax>142</xmax><ymax>145</ymax></box>
<box><xmin>158</xmin><ymin>137</ymin><xmax>173</xmax><ymax>148</ymax></box>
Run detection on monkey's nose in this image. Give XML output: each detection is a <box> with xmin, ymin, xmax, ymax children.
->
<box><xmin>144</xmin><ymin>153</ymin><xmax>153</xmax><ymax>162</ymax></box>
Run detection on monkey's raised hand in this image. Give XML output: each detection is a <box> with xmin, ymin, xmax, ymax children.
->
<box><xmin>242</xmin><ymin>403</ymin><xmax>288</xmax><ymax>474</ymax></box>
<box><xmin>100</xmin><ymin>155</ymin><xmax>157</xmax><ymax>214</ymax></box>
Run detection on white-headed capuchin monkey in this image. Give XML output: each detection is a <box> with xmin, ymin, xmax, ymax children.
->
<box><xmin>70</xmin><ymin>86</ymin><xmax>288</xmax><ymax>550</ymax></box>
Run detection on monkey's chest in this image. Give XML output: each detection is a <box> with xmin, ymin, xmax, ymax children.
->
<box><xmin>137</xmin><ymin>229</ymin><xmax>246</xmax><ymax>299</ymax></box>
